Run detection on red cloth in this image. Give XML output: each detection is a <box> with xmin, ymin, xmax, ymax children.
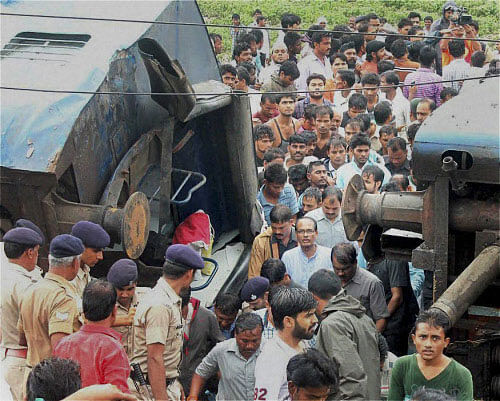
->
<box><xmin>173</xmin><ymin>211</ymin><xmax>211</xmax><ymax>246</ymax></box>
<box><xmin>53</xmin><ymin>324</ymin><xmax>130</xmax><ymax>393</ymax></box>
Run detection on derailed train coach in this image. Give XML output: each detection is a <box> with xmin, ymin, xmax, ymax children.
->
<box><xmin>0</xmin><ymin>1</ymin><xmax>259</xmax><ymax>303</ymax></box>
<box><xmin>342</xmin><ymin>77</ymin><xmax>500</xmax><ymax>399</ymax></box>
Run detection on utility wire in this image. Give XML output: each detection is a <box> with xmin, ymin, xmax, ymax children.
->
<box><xmin>1</xmin><ymin>12</ymin><xmax>499</xmax><ymax>43</ymax></box>
<box><xmin>1</xmin><ymin>74</ymin><xmax>498</xmax><ymax>97</ymax></box>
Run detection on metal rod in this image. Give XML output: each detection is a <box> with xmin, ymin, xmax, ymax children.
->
<box><xmin>430</xmin><ymin>245</ymin><xmax>500</xmax><ymax>326</ymax></box>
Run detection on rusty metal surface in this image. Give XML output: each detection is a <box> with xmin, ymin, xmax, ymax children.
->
<box><xmin>431</xmin><ymin>245</ymin><xmax>500</xmax><ymax>326</ymax></box>
<box><xmin>121</xmin><ymin>192</ymin><xmax>150</xmax><ymax>259</ymax></box>
<box><xmin>342</xmin><ymin>174</ymin><xmax>424</xmax><ymax>240</ymax></box>
<box><xmin>450</xmin><ymin>199</ymin><xmax>500</xmax><ymax>232</ymax></box>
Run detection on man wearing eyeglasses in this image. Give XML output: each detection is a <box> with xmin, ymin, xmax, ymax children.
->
<box><xmin>281</xmin><ymin>217</ymin><xmax>333</xmax><ymax>288</ymax></box>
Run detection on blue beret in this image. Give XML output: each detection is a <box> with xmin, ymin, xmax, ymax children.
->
<box><xmin>15</xmin><ymin>219</ymin><xmax>45</xmax><ymax>244</ymax></box>
<box><xmin>3</xmin><ymin>227</ymin><xmax>43</xmax><ymax>246</ymax></box>
<box><xmin>50</xmin><ymin>234</ymin><xmax>85</xmax><ymax>258</ymax></box>
<box><xmin>71</xmin><ymin>221</ymin><xmax>110</xmax><ymax>249</ymax></box>
<box><xmin>241</xmin><ymin>277</ymin><xmax>270</xmax><ymax>302</ymax></box>
<box><xmin>165</xmin><ymin>244</ymin><xmax>204</xmax><ymax>270</ymax></box>
<box><xmin>107</xmin><ymin>259</ymin><xmax>138</xmax><ymax>288</ymax></box>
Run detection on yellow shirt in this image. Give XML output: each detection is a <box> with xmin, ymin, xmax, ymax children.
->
<box><xmin>18</xmin><ymin>272</ymin><xmax>81</xmax><ymax>367</ymax></box>
<box><xmin>131</xmin><ymin>278</ymin><xmax>183</xmax><ymax>378</ymax></box>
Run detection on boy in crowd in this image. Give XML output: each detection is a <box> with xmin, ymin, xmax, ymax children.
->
<box><xmin>323</xmin><ymin>137</ymin><xmax>348</xmax><ymax>177</ymax></box>
<box><xmin>388</xmin><ymin>310</ymin><xmax>473</xmax><ymax>401</ymax></box>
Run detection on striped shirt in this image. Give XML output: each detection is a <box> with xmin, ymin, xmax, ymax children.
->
<box><xmin>403</xmin><ymin>68</ymin><xmax>444</xmax><ymax>107</ymax></box>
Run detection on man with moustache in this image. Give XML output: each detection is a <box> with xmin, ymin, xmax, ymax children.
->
<box><xmin>312</xmin><ymin>106</ymin><xmax>334</xmax><ymax>159</ymax></box>
<box><xmin>253</xmin><ymin>287</ymin><xmax>318</xmax><ymax>401</ymax></box>
<box><xmin>248</xmin><ymin>205</ymin><xmax>297</xmax><ymax>279</ymax></box>
<box><xmin>267</xmin><ymin>94</ymin><xmax>301</xmax><ymax>153</ymax></box>
<box><xmin>282</xmin><ymin>217</ymin><xmax>333</xmax><ymax>288</ymax></box>
<box><xmin>70</xmin><ymin>221</ymin><xmax>110</xmax><ymax>297</ymax></box>
<box><xmin>293</xmin><ymin>74</ymin><xmax>333</xmax><ymax>119</ymax></box>
<box><xmin>306</xmin><ymin>187</ymin><xmax>349</xmax><ymax>249</ymax></box>
<box><xmin>188</xmin><ymin>313</ymin><xmax>263</xmax><ymax>401</ymax></box>
<box><xmin>297</xmin><ymin>32</ymin><xmax>333</xmax><ymax>92</ymax></box>
<box><xmin>336</xmin><ymin>134</ymin><xmax>391</xmax><ymax>190</ymax></box>
<box><xmin>285</xmin><ymin>135</ymin><xmax>318</xmax><ymax>170</ymax></box>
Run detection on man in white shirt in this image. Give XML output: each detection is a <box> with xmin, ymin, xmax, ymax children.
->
<box><xmin>296</xmin><ymin>32</ymin><xmax>333</xmax><ymax>93</ymax></box>
<box><xmin>259</xmin><ymin>42</ymin><xmax>289</xmax><ymax>85</ymax></box>
<box><xmin>380</xmin><ymin>71</ymin><xmax>410</xmax><ymax>135</ymax></box>
<box><xmin>254</xmin><ymin>286</ymin><xmax>318</xmax><ymax>401</ymax></box>
<box><xmin>443</xmin><ymin>39</ymin><xmax>471</xmax><ymax>92</ymax></box>
<box><xmin>333</xmin><ymin>69</ymin><xmax>356</xmax><ymax>115</ymax></box>
<box><xmin>336</xmin><ymin>134</ymin><xmax>391</xmax><ymax>190</ymax></box>
<box><xmin>282</xmin><ymin>217</ymin><xmax>334</xmax><ymax>288</ymax></box>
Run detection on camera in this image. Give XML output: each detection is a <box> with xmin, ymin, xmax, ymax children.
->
<box><xmin>452</xmin><ymin>6</ymin><xmax>473</xmax><ymax>26</ymax></box>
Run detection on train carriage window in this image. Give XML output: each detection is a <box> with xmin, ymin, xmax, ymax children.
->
<box><xmin>1</xmin><ymin>32</ymin><xmax>91</xmax><ymax>64</ymax></box>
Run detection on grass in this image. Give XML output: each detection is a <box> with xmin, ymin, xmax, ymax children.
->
<box><xmin>198</xmin><ymin>0</ymin><xmax>499</xmax><ymax>60</ymax></box>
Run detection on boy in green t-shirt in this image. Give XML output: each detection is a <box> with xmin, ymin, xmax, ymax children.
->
<box><xmin>388</xmin><ymin>309</ymin><xmax>473</xmax><ymax>401</ymax></box>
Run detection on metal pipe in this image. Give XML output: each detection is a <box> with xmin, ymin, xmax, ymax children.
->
<box><xmin>430</xmin><ymin>245</ymin><xmax>500</xmax><ymax>326</ymax></box>
<box><xmin>343</xmin><ymin>174</ymin><xmax>499</xmax><ymax>240</ymax></box>
<box><xmin>449</xmin><ymin>199</ymin><xmax>500</xmax><ymax>232</ymax></box>
<box><xmin>356</xmin><ymin>191</ymin><xmax>424</xmax><ymax>232</ymax></box>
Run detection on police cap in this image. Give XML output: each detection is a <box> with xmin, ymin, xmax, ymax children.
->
<box><xmin>71</xmin><ymin>221</ymin><xmax>110</xmax><ymax>249</ymax></box>
<box><xmin>50</xmin><ymin>234</ymin><xmax>85</xmax><ymax>258</ymax></box>
<box><xmin>165</xmin><ymin>244</ymin><xmax>204</xmax><ymax>271</ymax></box>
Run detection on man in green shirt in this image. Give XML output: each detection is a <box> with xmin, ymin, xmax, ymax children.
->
<box><xmin>388</xmin><ymin>309</ymin><xmax>473</xmax><ymax>401</ymax></box>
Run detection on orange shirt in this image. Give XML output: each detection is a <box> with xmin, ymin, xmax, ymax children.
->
<box><xmin>394</xmin><ymin>59</ymin><xmax>420</xmax><ymax>81</ymax></box>
<box><xmin>442</xmin><ymin>39</ymin><xmax>474</xmax><ymax>67</ymax></box>
<box><xmin>361</xmin><ymin>60</ymin><xmax>378</xmax><ymax>75</ymax></box>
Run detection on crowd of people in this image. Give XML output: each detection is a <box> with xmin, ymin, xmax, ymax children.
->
<box><xmin>2</xmin><ymin>2</ymin><xmax>498</xmax><ymax>401</ymax></box>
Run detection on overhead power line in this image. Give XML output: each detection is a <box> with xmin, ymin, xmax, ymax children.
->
<box><xmin>1</xmin><ymin>12</ymin><xmax>499</xmax><ymax>43</ymax></box>
<box><xmin>1</xmin><ymin>74</ymin><xmax>498</xmax><ymax>97</ymax></box>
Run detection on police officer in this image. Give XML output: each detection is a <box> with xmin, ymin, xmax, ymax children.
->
<box><xmin>0</xmin><ymin>219</ymin><xmax>45</xmax><ymax>277</ymax></box>
<box><xmin>107</xmin><ymin>258</ymin><xmax>142</xmax><ymax>360</ymax></box>
<box><xmin>1</xmin><ymin>227</ymin><xmax>43</xmax><ymax>401</ymax></box>
<box><xmin>18</xmin><ymin>234</ymin><xmax>84</xmax><ymax>377</ymax></box>
<box><xmin>131</xmin><ymin>244</ymin><xmax>204</xmax><ymax>401</ymax></box>
<box><xmin>70</xmin><ymin>220</ymin><xmax>110</xmax><ymax>296</ymax></box>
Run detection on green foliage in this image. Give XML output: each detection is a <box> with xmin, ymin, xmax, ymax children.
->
<box><xmin>199</xmin><ymin>0</ymin><xmax>499</xmax><ymax>59</ymax></box>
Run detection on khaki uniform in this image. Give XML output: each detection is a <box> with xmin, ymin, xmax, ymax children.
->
<box><xmin>18</xmin><ymin>272</ymin><xmax>81</xmax><ymax>368</ymax></box>
<box><xmin>131</xmin><ymin>278</ymin><xmax>183</xmax><ymax>401</ymax></box>
<box><xmin>114</xmin><ymin>288</ymin><xmax>148</xmax><ymax>359</ymax></box>
<box><xmin>70</xmin><ymin>264</ymin><xmax>91</xmax><ymax>297</ymax></box>
<box><xmin>115</xmin><ymin>294</ymin><xmax>138</xmax><ymax>359</ymax></box>
<box><xmin>0</xmin><ymin>260</ymin><xmax>41</xmax><ymax>401</ymax></box>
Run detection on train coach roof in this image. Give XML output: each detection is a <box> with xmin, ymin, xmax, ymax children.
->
<box><xmin>1</xmin><ymin>1</ymin><xmax>220</xmax><ymax>172</ymax></box>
